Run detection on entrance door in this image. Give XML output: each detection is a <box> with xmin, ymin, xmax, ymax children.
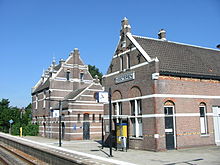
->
<box><xmin>83</xmin><ymin>122</ymin><xmax>90</xmax><ymax>140</ymax></box>
<box><xmin>164</xmin><ymin>107</ymin><xmax>175</xmax><ymax>149</ymax></box>
<box><xmin>43</xmin><ymin>123</ymin><xmax>46</xmax><ymax>137</ymax></box>
<box><xmin>213</xmin><ymin>106</ymin><xmax>220</xmax><ymax>146</ymax></box>
<box><xmin>62</xmin><ymin>122</ymin><xmax>65</xmax><ymax>139</ymax></box>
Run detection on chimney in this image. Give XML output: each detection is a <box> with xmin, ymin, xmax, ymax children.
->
<box><xmin>71</xmin><ymin>48</ymin><xmax>79</xmax><ymax>64</ymax></box>
<box><xmin>158</xmin><ymin>29</ymin><xmax>166</xmax><ymax>41</ymax></box>
<box><xmin>120</xmin><ymin>17</ymin><xmax>131</xmax><ymax>49</ymax></box>
<box><xmin>121</xmin><ymin>17</ymin><xmax>131</xmax><ymax>35</ymax></box>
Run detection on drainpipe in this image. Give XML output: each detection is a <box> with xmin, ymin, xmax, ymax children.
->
<box><xmin>152</xmin><ymin>58</ymin><xmax>160</xmax><ymax>151</ymax></box>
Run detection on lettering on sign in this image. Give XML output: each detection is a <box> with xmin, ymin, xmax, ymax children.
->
<box><xmin>115</xmin><ymin>72</ymin><xmax>135</xmax><ymax>84</ymax></box>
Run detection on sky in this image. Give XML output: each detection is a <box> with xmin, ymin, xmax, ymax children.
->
<box><xmin>0</xmin><ymin>0</ymin><xmax>220</xmax><ymax>108</ymax></box>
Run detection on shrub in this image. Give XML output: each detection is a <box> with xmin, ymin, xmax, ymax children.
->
<box><xmin>23</xmin><ymin>124</ymin><xmax>39</xmax><ymax>136</ymax></box>
<box><xmin>11</xmin><ymin>123</ymin><xmax>39</xmax><ymax>136</ymax></box>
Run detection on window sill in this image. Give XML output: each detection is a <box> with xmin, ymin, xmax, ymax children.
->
<box><xmin>200</xmin><ymin>134</ymin><xmax>210</xmax><ymax>137</ymax></box>
<box><xmin>129</xmin><ymin>137</ymin><xmax>143</xmax><ymax>140</ymax></box>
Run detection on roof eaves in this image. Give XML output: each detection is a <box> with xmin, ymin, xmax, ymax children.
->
<box><xmin>160</xmin><ymin>71</ymin><xmax>220</xmax><ymax>80</ymax></box>
<box><xmin>132</xmin><ymin>35</ymin><xmax>220</xmax><ymax>52</ymax></box>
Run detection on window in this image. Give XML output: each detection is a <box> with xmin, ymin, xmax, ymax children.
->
<box><xmin>130</xmin><ymin>99</ymin><xmax>142</xmax><ymax>137</ymax></box>
<box><xmin>92</xmin><ymin>114</ymin><xmax>95</xmax><ymax>122</ymax></box>
<box><xmin>120</xmin><ymin>56</ymin><xmax>124</xmax><ymax>71</ymax></box>
<box><xmin>137</xmin><ymin>54</ymin><xmax>141</xmax><ymax>64</ymax></box>
<box><xmin>127</xmin><ymin>54</ymin><xmax>130</xmax><ymax>69</ymax></box>
<box><xmin>199</xmin><ymin>103</ymin><xmax>208</xmax><ymax>134</ymax></box>
<box><xmin>110</xmin><ymin>63</ymin><xmax>113</xmax><ymax>73</ymax></box>
<box><xmin>83</xmin><ymin>113</ymin><xmax>89</xmax><ymax>121</ymax></box>
<box><xmin>113</xmin><ymin>102</ymin><xmax>122</xmax><ymax>115</ymax></box>
<box><xmin>35</xmin><ymin>95</ymin><xmax>38</xmax><ymax>109</ymax></box>
<box><xmin>77</xmin><ymin>114</ymin><xmax>80</xmax><ymax>122</ymax></box>
<box><xmin>99</xmin><ymin>114</ymin><xmax>102</xmax><ymax>122</ymax></box>
<box><xmin>137</xmin><ymin>100</ymin><xmax>142</xmax><ymax>115</ymax></box>
<box><xmin>80</xmin><ymin>73</ymin><xmax>84</xmax><ymax>81</ymax></box>
<box><xmin>66</xmin><ymin>71</ymin><xmax>70</xmax><ymax>81</ymax></box>
<box><xmin>43</xmin><ymin>91</ymin><xmax>46</xmax><ymax>109</ymax></box>
<box><xmin>130</xmin><ymin>100</ymin><xmax>135</xmax><ymax>116</ymax></box>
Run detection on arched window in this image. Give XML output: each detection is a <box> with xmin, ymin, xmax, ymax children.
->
<box><xmin>83</xmin><ymin>113</ymin><xmax>89</xmax><ymax>121</ymax></box>
<box><xmin>112</xmin><ymin>90</ymin><xmax>123</xmax><ymax>116</ymax></box>
<box><xmin>199</xmin><ymin>103</ymin><xmax>208</xmax><ymax>134</ymax></box>
<box><xmin>77</xmin><ymin>114</ymin><xmax>80</xmax><ymax>122</ymax></box>
<box><xmin>130</xmin><ymin>86</ymin><xmax>142</xmax><ymax>138</ymax></box>
<box><xmin>164</xmin><ymin>101</ymin><xmax>175</xmax><ymax>107</ymax></box>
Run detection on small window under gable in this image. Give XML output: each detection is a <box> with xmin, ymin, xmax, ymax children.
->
<box><xmin>35</xmin><ymin>95</ymin><xmax>38</xmax><ymax>109</ymax></box>
<box><xmin>43</xmin><ymin>90</ymin><xmax>46</xmax><ymax>109</ymax></box>
<box><xmin>120</xmin><ymin>56</ymin><xmax>124</xmax><ymax>71</ymax></box>
<box><xmin>127</xmin><ymin>53</ymin><xmax>130</xmax><ymax>69</ymax></box>
<box><xmin>80</xmin><ymin>72</ymin><xmax>84</xmax><ymax>81</ymax></box>
<box><xmin>137</xmin><ymin>54</ymin><xmax>141</xmax><ymax>64</ymax></box>
<box><xmin>66</xmin><ymin>70</ymin><xmax>70</xmax><ymax>81</ymax></box>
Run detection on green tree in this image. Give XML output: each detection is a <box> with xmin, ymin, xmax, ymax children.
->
<box><xmin>88</xmin><ymin>65</ymin><xmax>103</xmax><ymax>83</ymax></box>
<box><xmin>0</xmin><ymin>99</ymin><xmax>20</xmax><ymax>133</ymax></box>
<box><xmin>0</xmin><ymin>99</ymin><xmax>38</xmax><ymax>136</ymax></box>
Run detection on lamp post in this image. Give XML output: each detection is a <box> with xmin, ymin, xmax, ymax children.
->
<box><xmin>46</xmin><ymin>99</ymin><xmax>63</xmax><ymax>147</ymax></box>
<box><xmin>46</xmin><ymin>99</ymin><xmax>74</xmax><ymax>147</ymax></box>
<box><xmin>109</xmin><ymin>88</ymin><xmax>113</xmax><ymax>157</ymax></box>
<box><xmin>95</xmin><ymin>90</ymin><xmax>112</xmax><ymax>157</ymax></box>
<box><xmin>58</xmin><ymin>100</ymin><xmax>62</xmax><ymax>147</ymax></box>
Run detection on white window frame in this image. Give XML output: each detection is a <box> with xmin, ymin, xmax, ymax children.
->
<box><xmin>43</xmin><ymin>91</ymin><xmax>46</xmax><ymax>109</ymax></box>
<box><xmin>113</xmin><ymin>102</ymin><xmax>122</xmax><ymax>123</ymax></box>
<box><xmin>164</xmin><ymin>105</ymin><xmax>177</xmax><ymax>149</ymax></box>
<box><xmin>35</xmin><ymin>95</ymin><xmax>38</xmax><ymax>109</ymax></box>
<box><xmin>130</xmin><ymin>99</ymin><xmax>142</xmax><ymax>138</ymax></box>
<box><xmin>120</xmin><ymin>56</ymin><xmax>124</xmax><ymax>71</ymax></box>
<box><xmin>199</xmin><ymin>105</ymin><xmax>208</xmax><ymax>135</ymax></box>
<box><xmin>80</xmin><ymin>72</ymin><xmax>84</xmax><ymax>81</ymax></box>
<box><xmin>126</xmin><ymin>53</ymin><xmax>130</xmax><ymax>69</ymax></box>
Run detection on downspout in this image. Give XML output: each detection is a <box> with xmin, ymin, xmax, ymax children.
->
<box><xmin>151</xmin><ymin>58</ymin><xmax>160</xmax><ymax>151</ymax></box>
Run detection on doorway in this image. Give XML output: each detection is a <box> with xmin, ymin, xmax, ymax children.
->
<box><xmin>213</xmin><ymin>106</ymin><xmax>220</xmax><ymax>146</ymax></box>
<box><xmin>62</xmin><ymin>122</ymin><xmax>65</xmax><ymax>139</ymax></box>
<box><xmin>83</xmin><ymin>113</ymin><xmax>90</xmax><ymax>140</ymax></box>
<box><xmin>164</xmin><ymin>106</ymin><xmax>176</xmax><ymax>150</ymax></box>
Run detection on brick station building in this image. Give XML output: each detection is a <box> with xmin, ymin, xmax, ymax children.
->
<box><xmin>31</xmin><ymin>48</ymin><xmax>103</xmax><ymax>140</ymax></box>
<box><xmin>103</xmin><ymin>18</ymin><xmax>220</xmax><ymax>151</ymax></box>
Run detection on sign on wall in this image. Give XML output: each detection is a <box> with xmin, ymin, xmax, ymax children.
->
<box><xmin>53</xmin><ymin>110</ymin><xmax>59</xmax><ymax>117</ymax></box>
<box><xmin>96</xmin><ymin>92</ymin><xmax>109</xmax><ymax>103</ymax></box>
<box><xmin>115</xmin><ymin>72</ymin><xmax>135</xmax><ymax>84</ymax></box>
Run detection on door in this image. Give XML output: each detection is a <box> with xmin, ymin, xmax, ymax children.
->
<box><xmin>83</xmin><ymin>122</ymin><xmax>90</xmax><ymax>140</ymax></box>
<box><xmin>62</xmin><ymin>122</ymin><xmax>65</xmax><ymax>139</ymax></box>
<box><xmin>43</xmin><ymin>123</ymin><xmax>46</xmax><ymax>137</ymax></box>
<box><xmin>213</xmin><ymin>106</ymin><xmax>220</xmax><ymax>146</ymax></box>
<box><xmin>164</xmin><ymin>107</ymin><xmax>175</xmax><ymax>150</ymax></box>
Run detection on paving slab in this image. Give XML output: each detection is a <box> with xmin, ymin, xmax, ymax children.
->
<box><xmin>23</xmin><ymin>136</ymin><xmax>220</xmax><ymax>165</ymax></box>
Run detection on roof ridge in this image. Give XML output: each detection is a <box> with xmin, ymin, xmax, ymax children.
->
<box><xmin>132</xmin><ymin>35</ymin><xmax>220</xmax><ymax>52</ymax></box>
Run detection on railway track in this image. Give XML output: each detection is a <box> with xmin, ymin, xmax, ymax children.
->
<box><xmin>0</xmin><ymin>142</ymin><xmax>48</xmax><ymax>165</ymax></box>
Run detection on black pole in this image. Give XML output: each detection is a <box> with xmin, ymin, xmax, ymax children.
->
<box><xmin>59</xmin><ymin>100</ymin><xmax>62</xmax><ymax>147</ymax></box>
<box><xmin>109</xmin><ymin>88</ymin><xmax>113</xmax><ymax>157</ymax></box>
<box><xmin>102</xmin><ymin>117</ymin><xmax>104</xmax><ymax>149</ymax></box>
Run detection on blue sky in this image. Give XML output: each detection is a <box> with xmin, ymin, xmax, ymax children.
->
<box><xmin>0</xmin><ymin>0</ymin><xmax>219</xmax><ymax>107</ymax></box>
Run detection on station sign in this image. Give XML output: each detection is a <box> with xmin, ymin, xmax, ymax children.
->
<box><xmin>115</xmin><ymin>72</ymin><xmax>135</xmax><ymax>84</ymax></box>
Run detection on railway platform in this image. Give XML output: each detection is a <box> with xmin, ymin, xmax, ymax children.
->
<box><xmin>1</xmin><ymin>133</ymin><xmax>220</xmax><ymax>165</ymax></box>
